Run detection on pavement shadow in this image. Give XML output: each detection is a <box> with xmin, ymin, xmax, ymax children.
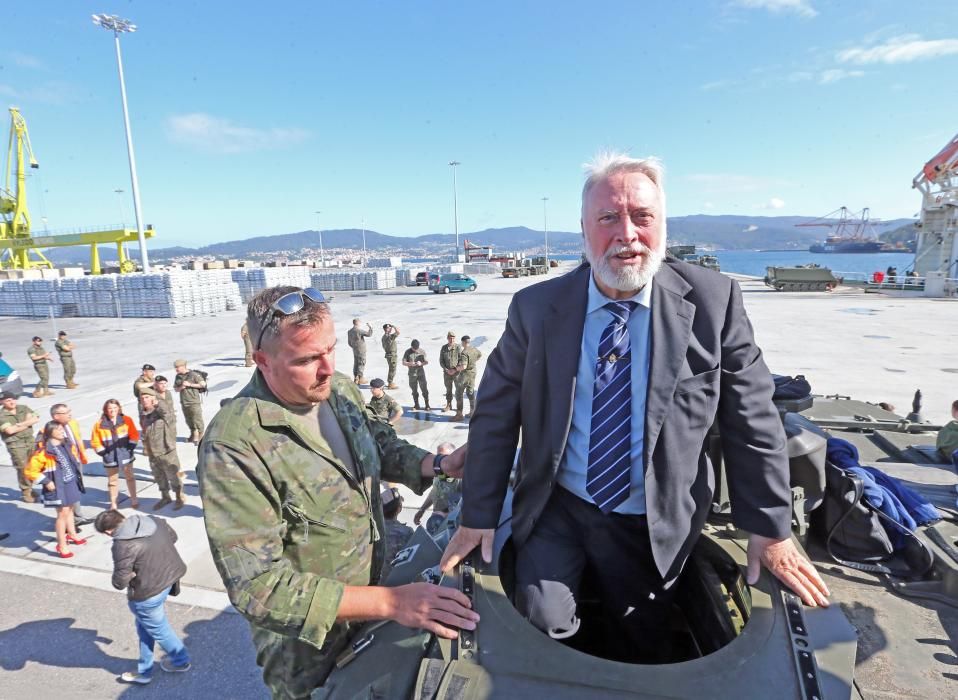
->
<box><xmin>116</xmin><ymin>610</ymin><xmax>265</xmax><ymax>699</ymax></box>
<box><xmin>0</xmin><ymin>493</ymin><xmax>54</xmax><ymax>549</ymax></box>
<box><xmin>0</xmin><ymin>617</ymin><xmax>128</xmax><ymax>674</ymax></box>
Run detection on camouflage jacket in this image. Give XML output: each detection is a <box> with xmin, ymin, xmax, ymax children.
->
<box><xmin>197</xmin><ymin>370</ymin><xmax>429</xmax><ymax>674</ymax></box>
<box><xmin>141</xmin><ymin>405</ymin><xmax>177</xmax><ymax>457</ymax></box>
<box><xmin>381</xmin><ymin>331</ymin><xmax>398</xmax><ymax>357</ymax></box>
<box><xmin>456</xmin><ymin>346</ymin><xmax>482</xmax><ymax>375</ymax></box>
<box><xmin>439</xmin><ymin>343</ymin><xmax>461</xmax><ymax>372</ymax></box>
<box><xmin>366</xmin><ymin>393</ymin><xmax>400</xmax><ymax>422</ymax></box>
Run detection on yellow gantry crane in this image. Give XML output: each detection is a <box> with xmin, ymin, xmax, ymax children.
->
<box><xmin>0</xmin><ymin>107</ymin><xmax>154</xmax><ymax>274</ymax></box>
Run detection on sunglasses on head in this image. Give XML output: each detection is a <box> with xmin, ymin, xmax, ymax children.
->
<box><xmin>255</xmin><ymin>287</ymin><xmax>327</xmax><ymax>351</ymax></box>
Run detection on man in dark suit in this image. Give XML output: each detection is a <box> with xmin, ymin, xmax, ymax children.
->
<box><xmin>440</xmin><ymin>153</ymin><xmax>829</xmax><ymax>660</ymax></box>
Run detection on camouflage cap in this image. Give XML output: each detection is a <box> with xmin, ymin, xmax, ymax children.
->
<box><xmin>447</xmin><ymin>331</ymin><xmax>456</xmax><ymax>337</ymax></box>
<box><xmin>369</xmin><ymin>378</ymin><xmax>385</xmax><ymax>388</ymax></box>
<box><xmin>173</xmin><ymin>359</ymin><xmax>188</xmax><ymax>368</ymax></box>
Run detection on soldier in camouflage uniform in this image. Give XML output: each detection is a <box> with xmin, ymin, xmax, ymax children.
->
<box><xmin>54</xmin><ymin>331</ymin><xmax>79</xmax><ymax>389</ymax></box>
<box><xmin>380</xmin><ymin>486</ymin><xmax>413</xmax><ymax>580</ymax></box>
<box><xmin>366</xmin><ymin>378</ymin><xmax>402</xmax><ymax>425</ymax></box>
<box><xmin>1</xmin><ymin>391</ymin><xmax>40</xmax><ymax>502</ymax></box>
<box><xmin>173</xmin><ymin>359</ymin><xmax>207</xmax><ymax>444</ymax></box>
<box><xmin>197</xmin><ymin>286</ymin><xmax>475</xmax><ymax>699</ymax></box>
<box><xmin>133</xmin><ymin>364</ymin><xmax>156</xmax><ymax>405</ymax></box>
<box><xmin>438</xmin><ymin>331</ymin><xmax>461</xmax><ymax>412</ymax></box>
<box><xmin>140</xmin><ymin>389</ymin><xmax>185</xmax><ymax>511</ymax></box>
<box><xmin>346</xmin><ymin>318</ymin><xmax>373</xmax><ymax>384</ymax></box>
<box><xmin>153</xmin><ymin>375</ymin><xmax>178</xmax><ymax>425</ymax></box>
<box><xmin>454</xmin><ymin>335</ymin><xmax>483</xmax><ymax>421</ymax></box>
<box><xmin>380</xmin><ymin>323</ymin><xmax>400</xmax><ymax>389</ymax></box>
<box><xmin>241</xmin><ymin>321</ymin><xmax>255</xmax><ymax>367</ymax></box>
<box><xmin>27</xmin><ymin>336</ymin><xmax>53</xmax><ymax>398</ymax></box>
<box><xmin>402</xmin><ymin>340</ymin><xmax>430</xmax><ymax>411</ymax></box>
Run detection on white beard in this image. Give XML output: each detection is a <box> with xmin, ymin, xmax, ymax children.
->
<box><xmin>586</xmin><ymin>242</ymin><xmax>665</xmax><ymax>293</ymax></box>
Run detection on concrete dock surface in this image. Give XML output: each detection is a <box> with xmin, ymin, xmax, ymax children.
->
<box><xmin>1</xmin><ymin>262</ymin><xmax>955</xmax><ymax>697</ymax></box>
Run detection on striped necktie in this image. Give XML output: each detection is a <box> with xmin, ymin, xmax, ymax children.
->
<box><xmin>586</xmin><ymin>300</ymin><xmax>638</xmax><ymax>513</ymax></box>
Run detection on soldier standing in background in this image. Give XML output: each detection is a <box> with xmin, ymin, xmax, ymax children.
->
<box><xmin>439</xmin><ymin>331</ymin><xmax>461</xmax><ymax>412</ymax></box>
<box><xmin>133</xmin><ymin>364</ymin><xmax>156</xmax><ymax>402</ymax></box>
<box><xmin>55</xmin><ymin>331</ymin><xmax>79</xmax><ymax>389</ymax></box>
<box><xmin>347</xmin><ymin>318</ymin><xmax>373</xmax><ymax>384</ymax></box>
<box><xmin>173</xmin><ymin>359</ymin><xmax>207</xmax><ymax>444</ymax></box>
<box><xmin>381</xmin><ymin>323</ymin><xmax>400</xmax><ymax>389</ymax></box>
<box><xmin>366</xmin><ymin>378</ymin><xmax>402</xmax><ymax>425</ymax></box>
<box><xmin>403</xmin><ymin>339</ymin><xmax>430</xmax><ymax>411</ymax></box>
<box><xmin>139</xmin><ymin>389</ymin><xmax>185</xmax><ymax>511</ymax></box>
<box><xmin>1</xmin><ymin>391</ymin><xmax>40</xmax><ymax>502</ymax></box>
<box><xmin>241</xmin><ymin>321</ymin><xmax>254</xmax><ymax>367</ymax></box>
<box><xmin>153</xmin><ymin>375</ymin><xmax>177</xmax><ymax>423</ymax></box>
<box><xmin>454</xmin><ymin>335</ymin><xmax>483</xmax><ymax>421</ymax></box>
<box><xmin>27</xmin><ymin>336</ymin><xmax>53</xmax><ymax>398</ymax></box>
<box><xmin>381</xmin><ymin>486</ymin><xmax>414</xmax><ymax>579</ymax></box>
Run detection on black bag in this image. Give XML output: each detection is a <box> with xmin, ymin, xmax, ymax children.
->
<box><xmin>195</xmin><ymin>370</ymin><xmax>209</xmax><ymax>394</ymax></box>
<box><xmin>772</xmin><ymin>374</ymin><xmax>812</xmax><ymax>401</ymax></box>
<box><xmin>812</xmin><ymin>461</ymin><xmax>934</xmax><ymax>577</ymax></box>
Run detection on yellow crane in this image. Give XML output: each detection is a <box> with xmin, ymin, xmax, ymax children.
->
<box><xmin>0</xmin><ymin>107</ymin><xmax>154</xmax><ymax>274</ymax></box>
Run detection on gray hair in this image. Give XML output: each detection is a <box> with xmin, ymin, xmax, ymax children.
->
<box><xmin>581</xmin><ymin>151</ymin><xmax>667</xmax><ymax>220</ymax></box>
<box><xmin>247</xmin><ymin>286</ymin><xmax>331</xmax><ymax>352</ymax></box>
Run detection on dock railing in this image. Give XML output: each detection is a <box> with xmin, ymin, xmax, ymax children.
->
<box><xmin>833</xmin><ymin>271</ymin><xmax>958</xmax><ymax>295</ymax></box>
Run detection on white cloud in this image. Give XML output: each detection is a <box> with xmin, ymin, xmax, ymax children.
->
<box><xmin>838</xmin><ymin>34</ymin><xmax>958</xmax><ymax>65</ymax></box>
<box><xmin>166</xmin><ymin>113</ymin><xmax>311</xmax><ymax>154</ymax></box>
<box><xmin>766</xmin><ymin>197</ymin><xmax>786</xmax><ymax>209</ymax></box>
<box><xmin>731</xmin><ymin>0</ymin><xmax>818</xmax><ymax>19</ymax></box>
<box><xmin>819</xmin><ymin>68</ymin><xmax>865</xmax><ymax>84</ymax></box>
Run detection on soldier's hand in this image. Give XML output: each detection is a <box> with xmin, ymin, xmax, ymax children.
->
<box><xmin>414</xmin><ymin>510</ymin><xmax>424</xmax><ymax>526</ymax></box>
<box><xmin>440</xmin><ymin>526</ymin><xmax>494</xmax><ymax>573</ymax></box>
<box><xmin>389</xmin><ymin>582</ymin><xmax>479</xmax><ymax>639</ymax></box>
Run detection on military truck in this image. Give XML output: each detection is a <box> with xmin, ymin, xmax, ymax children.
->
<box><xmin>764</xmin><ymin>265</ymin><xmax>840</xmax><ymax>292</ymax></box>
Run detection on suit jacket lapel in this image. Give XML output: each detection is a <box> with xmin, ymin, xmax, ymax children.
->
<box><xmin>645</xmin><ymin>265</ymin><xmax>695</xmax><ymax>467</ymax></box>
<box><xmin>545</xmin><ymin>265</ymin><xmax>590</xmax><ymax>466</ymax></box>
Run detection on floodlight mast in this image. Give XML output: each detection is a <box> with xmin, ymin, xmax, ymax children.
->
<box><xmin>92</xmin><ymin>13</ymin><xmax>150</xmax><ymax>273</ymax></box>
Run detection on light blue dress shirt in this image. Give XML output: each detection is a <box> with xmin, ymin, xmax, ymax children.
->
<box><xmin>556</xmin><ymin>274</ymin><xmax>653</xmax><ymax>514</ymax></box>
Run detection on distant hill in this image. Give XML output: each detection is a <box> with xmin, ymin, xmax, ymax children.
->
<box><xmin>40</xmin><ymin>215</ymin><xmax>917</xmax><ymax>266</ymax></box>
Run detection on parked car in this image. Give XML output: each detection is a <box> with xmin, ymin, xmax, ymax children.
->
<box><xmin>429</xmin><ymin>273</ymin><xmax>478</xmax><ymax>294</ymax></box>
<box><xmin>415</xmin><ymin>272</ymin><xmax>429</xmax><ymax>286</ymax></box>
<box><xmin>0</xmin><ymin>352</ymin><xmax>23</xmax><ymax>397</ymax></box>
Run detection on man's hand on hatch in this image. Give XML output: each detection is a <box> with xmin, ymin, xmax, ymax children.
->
<box><xmin>746</xmin><ymin>533</ymin><xmax>830</xmax><ymax>607</ymax></box>
<box><xmin>440</xmin><ymin>526</ymin><xmax>495</xmax><ymax>574</ymax></box>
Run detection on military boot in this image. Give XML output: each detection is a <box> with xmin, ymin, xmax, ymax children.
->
<box><xmin>357</xmin><ymin>376</ymin><xmax>367</xmax><ymax>385</ymax></box>
<box><xmin>443</xmin><ymin>402</ymin><xmax>451</xmax><ymax>412</ymax></box>
<box><xmin>66</xmin><ymin>382</ymin><xmax>79</xmax><ymax>389</ymax></box>
<box><xmin>424</xmin><ymin>400</ymin><xmax>431</xmax><ymax>411</ymax></box>
<box><xmin>173</xmin><ymin>488</ymin><xmax>186</xmax><ymax>511</ymax></box>
<box><xmin>21</xmin><ymin>488</ymin><xmax>36</xmax><ymax>503</ymax></box>
<box><xmin>32</xmin><ymin>389</ymin><xmax>43</xmax><ymax>398</ymax></box>
<box><xmin>153</xmin><ymin>493</ymin><xmax>172</xmax><ymax>510</ymax></box>
<box><xmin>413</xmin><ymin>399</ymin><xmax>421</xmax><ymax>410</ymax></box>
<box><xmin>453</xmin><ymin>411</ymin><xmax>464</xmax><ymax>421</ymax></box>
<box><xmin>43</xmin><ymin>389</ymin><xmax>55</xmax><ymax>397</ymax></box>
<box><xmin>387</xmin><ymin>383</ymin><xmax>399</xmax><ymax>390</ymax></box>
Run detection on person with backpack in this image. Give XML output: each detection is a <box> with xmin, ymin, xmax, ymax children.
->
<box><xmin>95</xmin><ymin>509</ymin><xmax>191</xmax><ymax>685</ymax></box>
<box><xmin>173</xmin><ymin>359</ymin><xmax>207</xmax><ymax>444</ymax></box>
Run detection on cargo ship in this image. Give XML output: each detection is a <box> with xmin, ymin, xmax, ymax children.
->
<box><xmin>809</xmin><ymin>237</ymin><xmax>883</xmax><ymax>253</ymax></box>
<box><xmin>800</xmin><ymin>206</ymin><xmax>885</xmax><ymax>254</ymax></box>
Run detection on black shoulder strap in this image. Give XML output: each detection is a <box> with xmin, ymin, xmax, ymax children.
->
<box><xmin>824</xmin><ymin>466</ymin><xmax>935</xmax><ymax>578</ymax></box>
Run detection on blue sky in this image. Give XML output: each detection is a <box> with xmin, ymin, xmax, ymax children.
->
<box><xmin>2</xmin><ymin>1</ymin><xmax>956</xmax><ymax>248</ymax></box>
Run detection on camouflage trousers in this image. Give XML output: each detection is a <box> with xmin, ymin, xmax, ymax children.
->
<box><xmin>443</xmin><ymin>372</ymin><xmax>457</xmax><ymax>403</ymax></box>
<box><xmin>34</xmin><ymin>363</ymin><xmax>49</xmax><ymax>392</ymax></box>
<box><xmin>408</xmin><ymin>372</ymin><xmax>428</xmax><ymax>404</ymax></box>
<box><xmin>182</xmin><ymin>403</ymin><xmax>205</xmax><ymax>436</ymax></box>
<box><xmin>148</xmin><ymin>451</ymin><xmax>183</xmax><ymax>494</ymax></box>
<box><xmin>254</xmin><ymin>624</ymin><xmax>350</xmax><ymax>700</ymax></box>
<box><xmin>385</xmin><ymin>354</ymin><xmax>397</xmax><ymax>384</ymax></box>
<box><xmin>7</xmin><ymin>443</ymin><xmax>35</xmax><ymax>500</ymax></box>
<box><xmin>352</xmin><ymin>352</ymin><xmax>366</xmax><ymax>380</ymax></box>
<box><xmin>455</xmin><ymin>372</ymin><xmax>477</xmax><ymax>412</ymax></box>
<box><xmin>61</xmin><ymin>357</ymin><xmax>76</xmax><ymax>384</ymax></box>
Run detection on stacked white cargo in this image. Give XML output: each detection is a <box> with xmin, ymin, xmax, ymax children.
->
<box><xmin>0</xmin><ymin>279</ymin><xmax>28</xmax><ymax>316</ymax></box>
<box><xmin>367</xmin><ymin>257</ymin><xmax>403</xmax><ymax>268</ymax></box>
<box><xmin>22</xmin><ymin>279</ymin><xmax>60</xmax><ymax>318</ymax></box>
<box><xmin>309</xmin><ymin>269</ymin><xmax>397</xmax><ymax>292</ymax></box>
<box><xmin>242</xmin><ymin>267</ymin><xmax>312</xmax><ymax>299</ymax></box>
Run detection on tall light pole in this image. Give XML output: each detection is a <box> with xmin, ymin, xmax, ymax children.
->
<box><xmin>314</xmin><ymin>210</ymin><xmax>325</xmax><ymax>267</ymax></box>
<box><xmin>542</xmin><ymin>197</ymin><xmax>550</xmax><ymax>269</ymax></box>
<box><xmin>361</xmin><ymin>216</ymin><xmax>367</xmax><ymax>262</ymax></box>
<box><xmin>449</xmin><ymin>160</ymin><xmax>460</xmax><ymax>261</ymax></box>
<box><xmin>92</xmin><ymin>13</ymin><xmax>150</xmax><ymax>273</ymax></box>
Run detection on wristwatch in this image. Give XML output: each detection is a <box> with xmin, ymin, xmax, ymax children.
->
<box><xmin>432</xmin><ymin>453</ymin><xmax>446</xmax><ymax>477</ymax></box>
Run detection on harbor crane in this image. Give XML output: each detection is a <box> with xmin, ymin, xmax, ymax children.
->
<box><xmin>0</xmin><ymin>107</ymin><xmax>154</xmax><ymax>274</ymax></box>
<box><xmin>912</xmin><ymin>132</ymin><xmax>958</xmax><ymax>277</ymax></box>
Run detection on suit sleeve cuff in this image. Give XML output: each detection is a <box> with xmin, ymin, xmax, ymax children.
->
<box><xmin>299</xmin><ymin>578</ymin><xmax>345</xmax><ymax>650</ymax></box>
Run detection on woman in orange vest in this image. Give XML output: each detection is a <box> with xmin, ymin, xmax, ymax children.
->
<box><xmin>91</xmin><ymin>399</ymin><xmax>140</xmax><ymax>510</ymax></box>
<box><xmin>27</xmin><ymin>421</ymin><xmax>87</xmax><ymax>558</ymax></box>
